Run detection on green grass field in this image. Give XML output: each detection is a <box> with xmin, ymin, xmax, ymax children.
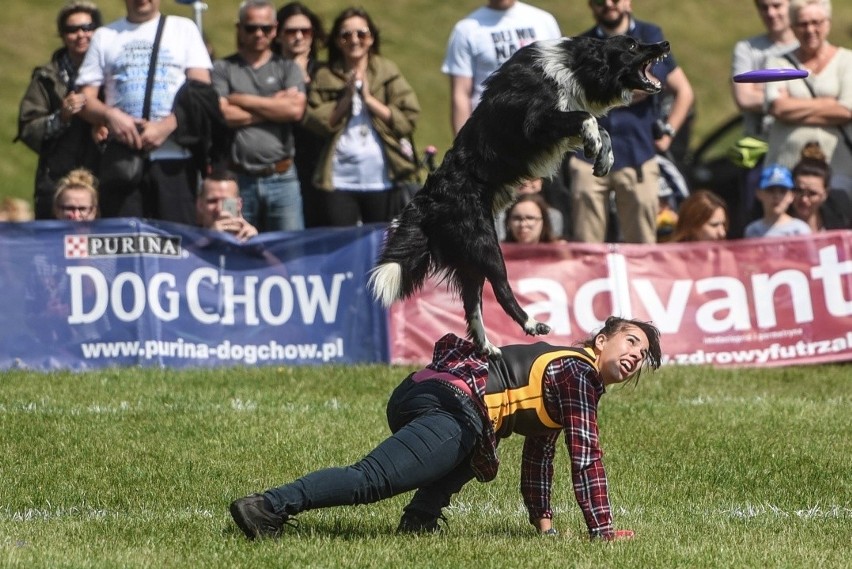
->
<box><xmin>3</xmin><ymin>0</ymin><xmax>852</xmax><ymax>202</ymax></box>
<box><xmin>1</xmin><ymin>363</ymin><xmax>849</xmax><ymax>568</ymax></box>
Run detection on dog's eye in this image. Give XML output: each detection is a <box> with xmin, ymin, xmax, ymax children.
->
<box><xmin>628</xmin><ymin>40</ymin><xmax>637</xmax><ymax>51</ymax></box>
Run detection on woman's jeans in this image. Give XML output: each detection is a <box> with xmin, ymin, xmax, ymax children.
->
<box><xmin>264</xmin><ymin>376</ymin><xmax>483</xmax><ymax>520</ymax></box>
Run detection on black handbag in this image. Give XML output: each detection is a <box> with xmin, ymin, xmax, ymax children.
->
<box><xmin>99</xmin><ymin>141</ymin><xmax>147</xmax><ymax>187</ymax></box>
<box><xmin>99</xmin><ymin>16</ymin><xmax>166</xmax><ymax>187</ymax></box>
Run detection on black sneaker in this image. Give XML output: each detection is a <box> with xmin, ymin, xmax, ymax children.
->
<box><xmin>396</xmin><ymin>510</ymin><xmax>445</xmax><ymax>534</ymax></box>
<box><xmin>230</xmin><ymin>494</ymin><xmax>289</xmax><ymax>539</ymax></box>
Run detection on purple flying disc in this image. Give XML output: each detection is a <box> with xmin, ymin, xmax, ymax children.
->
<box><xmin>733</xmin><ymin>68</ymin><xmax>809</xmax><ymax>83</ymax></box>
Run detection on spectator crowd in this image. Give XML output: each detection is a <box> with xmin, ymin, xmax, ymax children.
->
<box><xmin>8</xmin><ymin>0</ymin><xmax>852</xmax><ymax>242</ymax></box>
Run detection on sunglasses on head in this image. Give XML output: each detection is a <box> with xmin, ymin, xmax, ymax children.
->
<box><xmin>62</xmin><ymin>22</ymin><xmax>97</xmax><ymax>34</ymax></box>
<box><xmin>339</xmin><ymin>29</ymin><xmax>370</xmax><ymax>41</ymax></box>
<box><xmin>283</xmin><ymin>27</ymin><xmax>312</xmax><ymax>36</ymax></box>
<box><xmin>591</xmin><ymin>0</ymin><xmax>620</xmax><ymax>6</ymax></box>
<box><xmin>241</xmin><ymin>24</ymin><xmax>275</xmax><ymax>34</ymax></box>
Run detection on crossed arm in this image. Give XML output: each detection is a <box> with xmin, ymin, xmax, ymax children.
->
<box><xmin>219</xmin><ymin>88</ymin><xmax>306</xmax><ymax>128</ymax></box>
<box><xmin>769</xmin><ymin>91</ymin><xmax>852</xmax><ymax>126</ymax></box>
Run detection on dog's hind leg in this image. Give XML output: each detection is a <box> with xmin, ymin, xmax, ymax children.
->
<box><xmin>476</xmin><ymin>238</ymin><xmax>551</xmax><ymax>341</ymax></box>
<box><xmin>459</xmin><ymin>275</ymin><xmax>502</xmax><ymax>359</ymax></box>
<box><xmin>486</xmin><ymin>267</ymin><xmax>551</xmax><ymax>339</ymax></box>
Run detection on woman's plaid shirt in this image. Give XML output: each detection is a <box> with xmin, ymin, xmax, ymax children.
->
<box><xmin>424</xmin><ymin>333</ymin><xmax>613</xmax><ymax>539</ymax></box>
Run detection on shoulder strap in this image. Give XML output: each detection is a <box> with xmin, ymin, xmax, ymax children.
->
<box><xmin>142</xmin><ymin>15</ymin><xmax>167</xmax><ymax>120</ymax></box>
<box><xmin>782</xmin><ymin>53</ymin><xmax>817</xmax><ymax>97</ymax></box>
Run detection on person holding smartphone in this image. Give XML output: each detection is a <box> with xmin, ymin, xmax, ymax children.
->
<box><xmin>196</xmin><ymin>169</ymin><xmax>258</xmax><ymax>241</ymax></box>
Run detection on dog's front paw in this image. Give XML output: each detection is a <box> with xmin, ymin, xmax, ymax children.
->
<box><xmin>581</xmin><ymin>116</ymin><xmax>602</xmax><ymax>160</ymax></box>
<box><xmin>592</xmin><ymin>128</ymin><xmax>614</xmax><ymax>177</ymax></box>
<box><xmin>524</xmin><ymin>319</ymin><xmax>551</xmax><ymax>336</ymax></box>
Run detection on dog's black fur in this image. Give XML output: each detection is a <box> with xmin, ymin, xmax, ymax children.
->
<box><xmin>370</xmin><ymin>35</ymin><xmax>670</xmax><ymax>357</ymax></box>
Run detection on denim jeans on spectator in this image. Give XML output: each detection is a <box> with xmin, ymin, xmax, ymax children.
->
<box><xmin>263</xmin><ymin>376</ymin><xmax>482</xmax><ymax>520</ymax></box>
<box><xmin>237</xmin><ymin>166</ymin><xmax>304</xmax><ymax>232</ymax></box>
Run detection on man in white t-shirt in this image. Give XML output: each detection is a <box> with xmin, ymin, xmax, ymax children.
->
<box><xmin>441</xmin><ymin>0</ymin><xmax>561</xmax><ymax>135</ymax></box>
<box><xmin>77</xmin><ymin>0</ymin><xmax>212</xmax><ymax>225</ymax></box>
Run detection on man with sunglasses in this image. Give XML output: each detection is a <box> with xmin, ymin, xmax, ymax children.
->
<box><xmin>212</xmin><ymin>0</ymin><xmax>307</xmax><ymax>233</ymax></box>
<box><xmin>568</xmin><ymin>0</ymin><xmax>694</xmax><ymax>245</ymax></box>
<box><xmin>76</xmin><ymin>0</ymin><xmax>212</xmax><ymax>225</ymax></box>
<box><xmin>441</xmin><ymin>0</ymin><xmax>561</xmax><ymax>135</ymax></box>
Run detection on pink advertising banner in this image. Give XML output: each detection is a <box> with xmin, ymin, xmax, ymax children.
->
<box><xmin>389</xmin><ymin>231</ymin><xmax>852</xmax><ymax>368</ymax></box>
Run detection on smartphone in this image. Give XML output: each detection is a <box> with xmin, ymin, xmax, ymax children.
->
<box><xmin>222</xmin><ymin>197</ymin><xmax>239</xmax><ymax>216</ymax></box>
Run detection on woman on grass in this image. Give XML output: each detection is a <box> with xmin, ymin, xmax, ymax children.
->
<box><xmin>230</xmin><ymin>316</ymin><xmax>662</xmax><ymax>541</ymax></box>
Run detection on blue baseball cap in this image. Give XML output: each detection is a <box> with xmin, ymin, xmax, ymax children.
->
<box><xmin>759</xmin><ymin>164</ymin><xmax>794</xmax><ymax>190</ymax></box>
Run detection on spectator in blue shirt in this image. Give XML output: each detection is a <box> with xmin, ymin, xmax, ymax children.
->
<box><xmin>569</xmin><ymin>0</ymin><xmax>694</xmax><ymax>244</ymax></box>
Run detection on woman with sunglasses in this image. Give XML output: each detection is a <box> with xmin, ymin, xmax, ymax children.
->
<box><xmin>16</xmin><ymin>1</ymin><xmax>102</xmax><ymax>220</ymax></box>
<box><xmin>303</xmin><ymin>7</ymin><xmax>421</xmax><ymax>226</ymax></box>
<box><xmin>275</xmin><ymin>2</ymin><xmax>326</xmax><ymax>84</ymax></box>
<box><xmin>765</xmin><ymin>0</ymin><xmax>852</xmax><ymax>199</ymax></box>
<box><xmin>275</xmin><ymin>2</ymin><xmax>328</xmax><ymax>227</ymax></box>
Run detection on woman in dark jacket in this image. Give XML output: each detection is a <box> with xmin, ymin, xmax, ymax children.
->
<box><xmin>275</xmin><ymin>1</ymin><xmax>328</xmax><ymax>227</ymax></box>
<box><xmin>16</xmin><ymin>1</ymin><xmax>102</xmax><ymax>219</ymax></box>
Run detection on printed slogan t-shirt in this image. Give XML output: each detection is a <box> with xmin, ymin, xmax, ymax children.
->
<box><xmin>441</xmin><ymin>1</ymin><xmax>561</xmax><ymax>110</ymax></box>
<box><xmin>77</xmin><ymin>15</ymin><xmax>212</xmax><ymax>159</ymax></box>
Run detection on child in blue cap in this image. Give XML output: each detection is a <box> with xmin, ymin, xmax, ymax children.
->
<box><xmin>744</xmin><ymin>164</ymin><xmax>812</xmax><ymax>238</ymax></box>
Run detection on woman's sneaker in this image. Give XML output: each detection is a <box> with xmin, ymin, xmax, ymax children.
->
<box><xmin>230</xmin><ymin>494</ymin><xmax>289</xmax><ymax>539</ymax></box>
<box><xmin>396</xmin><ymin>510</ymin><xmax>445</xmax><ymax>534</ymax></box>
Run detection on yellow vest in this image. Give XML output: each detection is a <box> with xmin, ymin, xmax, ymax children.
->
<box><xmin>484</xmin><ymin>344</ymin><xmax>598</xmax><ymax>438</ymax></box>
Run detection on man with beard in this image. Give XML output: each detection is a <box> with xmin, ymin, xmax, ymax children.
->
<box><xmin>569</xmin><ymin>0</ymin><xmax>694</xmax><ymax>244</ymax></box>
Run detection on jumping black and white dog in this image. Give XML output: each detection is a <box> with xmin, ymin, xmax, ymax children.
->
<box><xmin>370</xmin><ymin>35</ymin><xmax>670</xmax><ymax>357</ymax></box>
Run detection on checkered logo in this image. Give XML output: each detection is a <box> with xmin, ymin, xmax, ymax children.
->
<box><xmin>65</xmin><ymin>235</ymin><xmax>89</xmax><ymax>258</ymax></box>
<box><xmin>62</xmin><ymin>233</ymin><xmax>182</xmax><ymax>258</ymax></box>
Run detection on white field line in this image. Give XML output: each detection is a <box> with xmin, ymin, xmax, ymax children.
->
<box><xmin>2</xmin><ymin>505</ymin><xmax>216</xmax><ymax>523</ymax></box>
<box><xmin>722</xmin><ymin>503</ymin><xmax>852</xmax><ymax>520</ymax></box>
<box><xmin>3</xmin><ymin>502</ymin><xmax>849</xmax><ymax>525</ymax></box>
<box><xmin>0</xmin><ymin>398</ymin><xmax>354</xmax><ymax>415</ymax></box>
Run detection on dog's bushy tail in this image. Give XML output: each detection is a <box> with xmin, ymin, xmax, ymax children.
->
<box><xmin>369</xmin><ymin>209</ymin><xmax>432</xmax><ymax>307</ymax></box>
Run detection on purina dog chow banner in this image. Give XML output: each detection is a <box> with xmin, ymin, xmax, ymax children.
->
<box><xmin>0</xmin><ymin>220</ymin><xmax>388</xmax><ymax>370</ymax></box>
<box><xmin>390</xmin><ymin>232</ymin><xmax>852</xmax><ymax>368</ymax></box>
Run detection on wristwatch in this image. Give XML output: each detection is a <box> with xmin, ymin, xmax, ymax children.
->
<box><xmin>661</xmin><ymin>122</ymin><xmax>677</xmax><ymax>138</ymax></box>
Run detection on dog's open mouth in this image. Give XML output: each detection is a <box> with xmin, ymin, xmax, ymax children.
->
<box><xmin>639</xmin><ymin>53</ymin><xmax>668</xmax><ymax>93</ymax></box>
